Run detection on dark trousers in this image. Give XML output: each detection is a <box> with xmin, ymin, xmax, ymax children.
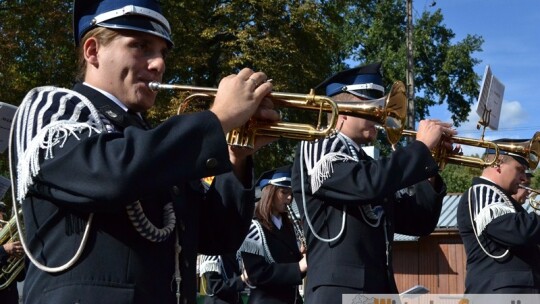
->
<box><xmin>305</xmin><ymin>285</ymin><xmax>362</xmax><ymax>304</ymax></box>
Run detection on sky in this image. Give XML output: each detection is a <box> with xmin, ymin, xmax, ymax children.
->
<box><xmin>415</xmin><ymin>0</ymin><xmax>540</xmax><ymax>156</ymax></box>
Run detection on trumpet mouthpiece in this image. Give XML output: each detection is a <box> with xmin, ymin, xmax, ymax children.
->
<box><xmin>148</xmin><ymin>82</ymin><xmax>161</xmax><ymax>91</ymax></box>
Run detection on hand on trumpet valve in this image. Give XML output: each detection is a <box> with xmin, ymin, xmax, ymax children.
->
<box><xmin>211</xmin><ymin>68</ymin><xmax>276</xmax><ymax>134</ymax></box>
<box><xmin>416</xmin><ymin>119</ymin><xmax>457</xmax><ymax>151</ymax></box>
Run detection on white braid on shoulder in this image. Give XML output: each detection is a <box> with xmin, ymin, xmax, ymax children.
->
<box><xmin>9</xmin><ymin>86</ymin><xmax>176</xmax><ymax>274</ymax></box>
<box><xmin>468</xmin><ymin>183</ymin><xmax>515</xmax><ymax>259</ymax></box>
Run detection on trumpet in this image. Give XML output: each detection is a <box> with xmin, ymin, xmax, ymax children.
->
<box><xmin>148</xmin><ymin>81</ymin><xmax>408</xmax><ymax>148</ymax></box>
<box><xmin>149</xmin><ymin>82</ymin><xmax>338</xmax><ymax>148</ymax></box>
<box><xmin>519</xmin><ymin>185</ymin><xmax>540</xmax><ymax>211</ymax></box>
<box><xmin>399</xmin><ymin>130</ymin><xmax>540</xmax><ymax>170</ymax></box>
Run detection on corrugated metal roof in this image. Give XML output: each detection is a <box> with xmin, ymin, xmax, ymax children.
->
<box><xmin>437</xmin><ymin>193</ymin><xmax>461</xmax><ymax>228</ymax></box>
<box><xmin>394</xmin><ymin>234</ymin><xmax>419</xmax><ymax>241</ymax></box>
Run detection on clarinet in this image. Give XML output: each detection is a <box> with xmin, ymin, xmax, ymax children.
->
<box><xmin>286</xmin><ymin>204</ymin><xmax>306</xmax><ymax>251</ymax></box>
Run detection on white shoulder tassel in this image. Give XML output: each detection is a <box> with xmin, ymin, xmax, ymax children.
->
<box><xmin>199</xmin><ymin>256</ymin><xmax>221</xmax><ymax>276</ymax></box>
<box><xmin>475</xmin><ymin>203</ymin><xmax>515</xmax><ymax>234</ymax></box>
<box><xmin>16</xmin><ymin>121</ymin><xmax>101</xmax><ymax>201</ymax></box>
<box><xmin>237</xmin><ymin>220</ymin><xmax>275</xmax><ymax>264</ymax></box>
<box><xmin>309</xmin><ymin>152</ymin><xmax>356</xmax><ymax>193</ymax></box>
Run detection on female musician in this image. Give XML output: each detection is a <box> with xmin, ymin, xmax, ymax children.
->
<box><xmin>238</xmin><ymin>165</ymin><xmax>307</xmax><ymax>304</ymax></box>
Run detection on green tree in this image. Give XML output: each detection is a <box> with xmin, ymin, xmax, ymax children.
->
<box><xmin>0</xmin><ymin>0</ymin><xmax>485</xmax><ymax>175</ymax></box>
<box><xmin>153</xmin><ymin>0</ymin><xmax>344</xmax><ymax>172</ymax></box>
<box><xmin>0</xmin><ymin>0</ymin><xmax>75</xmax><ymax>105</ymax></box>
<box><xmin>439</xmin><ymin>163</ymin><xmax>481</xmax><ymax>194</ymax></box>
<box><xmin>338</xmin><ymin>0</ymin><xmax>483</xmax><ymax>126</ymax></box>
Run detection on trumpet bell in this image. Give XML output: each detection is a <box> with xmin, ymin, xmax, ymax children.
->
<box><xmin>524</xmin><ymin>132</ymin><xmax>540</xmax><ymax>169</ymax></box>
<box><xmin>383</xmin><ymin>81</ymin><xmax>408</xmax><ymax>145</ymax></box>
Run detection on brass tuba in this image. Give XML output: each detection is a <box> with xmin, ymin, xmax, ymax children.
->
<box><xmin>148</xmin><ymin>80</ymin><xmax>408</xmax><ymax>148</ymax></box>
<box><xmin>0</xmin><ymin>211</ymin><xmax>25</xmax><ymax>290</ymax></box>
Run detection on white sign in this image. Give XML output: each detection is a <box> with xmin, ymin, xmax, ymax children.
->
<box><xmin>476</xmin><ymin>65</ymin><xmax>504</xmax><ymax>130</ymax></box>
<box><xmin>0</xmin><ymin>102</ymin><xmax>17</xmax><ymax>153</ymax></box>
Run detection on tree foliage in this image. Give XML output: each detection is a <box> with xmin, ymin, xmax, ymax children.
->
<box><xmin>0</xmin><ymin>0</ymin><xmax>484</xmax><ymax>176</ymax></box>
<box><xmin>439</xmin><ymin>163</ymin><xmax>481</xmax><ymax>194</ymax></box>
<box><xmin>339</xmin><ymin>0</ymin><xmax>483</xmax><ymax>126</ymax></box>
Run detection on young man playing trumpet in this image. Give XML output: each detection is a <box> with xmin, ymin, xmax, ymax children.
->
<box><xmin>291</xmin><ymin>63</ymin><xmax>452</xmax><ymax>302</ymax></box>
<box><xmin>10</xmin><ymin>1</ymin><xmax>279</xmax><ymax>303</ymax></box>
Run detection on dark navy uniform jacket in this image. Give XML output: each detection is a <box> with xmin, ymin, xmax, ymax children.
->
<box><xmin>13</xmin><ymin>83</ymin><xmax>254</xmax><ymax>304</ymax></box>
<box><xmin>457</xmin><ymin>177</ymin><xmax>540</xmax><ymax>293</ymax></box>
<box><xmin>292</xmin><ymin>136</ymin><xmax>445</xmax><ymax>299</ymax></box>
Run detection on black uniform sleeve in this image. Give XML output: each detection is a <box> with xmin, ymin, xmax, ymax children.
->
<box><xmin>28</xmin><ymin>111</ymin><xmax>231</xmax><ymax>212</ymax></box>
<box><xmin>302</xmin><ymin>141</ymin><xmax>439</xmax><ymax>205</ymax></box>
<box><xmin>394</xmin><ymin>175</ymin><xmax>446</xmax><ymax>236</ymax></box>
<box><xmin>203</xmin><ymin>270</ymin><xmax>245</xmax><ymax>297</ymax></box>
<box><xmin>240</xmin><ymin>252</ymin><xmax>303</xmax><ymax>287</ymax></box>
<box><xmin>485</xmin><ymin>212</ymin><xmax>540</xmax><ymax>246</ymax></box>
<box><xmin>198</xmin><ymin>167</ymin><xmax>256</xmax><ymax>254</ymax></box>
<box><xmin>0</xmin><ymin>245</ymin><xmax>8</xmax><ymax>266</ymax></box>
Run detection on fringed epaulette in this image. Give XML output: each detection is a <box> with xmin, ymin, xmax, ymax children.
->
<box><xmin>13</xmin><ymin>86</ymin><xmax>105</xmax><ymax>202</ymax></box>
<box><xmin>237</xmin><ymin>220</ymin><xmax>275</xmax><ymax>264</ymax></box>
<box><xmin>198</xmin><ymin>255</ymin><xmax>221</xmax><ymax>276</ymax></box>
<box><xmin>470</xmin><ymin>184</ymin><xmax>515</xmax><ymax>234</ymax></box>
<box><xmin>301</xmin><ymin>135</ymin><xmax>356</xmax><ymax>193</ymax></box>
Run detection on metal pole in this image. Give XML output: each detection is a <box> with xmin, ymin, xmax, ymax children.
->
<box><xmin>406</xmin><ymin>0</ymin><xmax>415</xmax><ymax>134</ymax></box>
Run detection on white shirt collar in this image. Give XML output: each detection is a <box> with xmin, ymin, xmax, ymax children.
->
<box><xmin>339</xmin><ymin>132</ymin><xmax>361</xmax><ymax>151</ymax></box>
<box><xmin>83</xmin><ymin>82</ymin><xmax>129</xmax><ymax>113</ymax></box>
<box><xmin>271</xmin><ymin>214</ymin><xmax>283</xmax><ymax>230</ymax></box>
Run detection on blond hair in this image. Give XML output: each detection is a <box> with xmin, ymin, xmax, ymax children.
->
<box><xmin>76</xmin><ymin>27</ymin><xmax>121</xmax><ymax>82</ymax></box>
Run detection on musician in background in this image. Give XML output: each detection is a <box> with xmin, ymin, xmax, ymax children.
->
<box><xmin>9</xmin><ymin>1</ymin><xmax>278</xmax><ymax>303</ymax></box>
<box><xmin>239</xmin><ymin>166</ymin><xmax>307</xmax><ymax>304</ymax></box>
<box><xmin>512</xmin><ymin>169</ymin><xmax>534</xmax><ymax>204</ymax></box>
<box><xmin>457</xmin><ymin>140</ymin><xmax>540</xmax><ymax>293</ymax></box>
<box><xmin>292</xmin><ymin>63</ymin><xmax>451</xmax><ymax>302</ymax></box>
<box><xmin>0</xmin><ymin>202</ymin><xmax>22</xmax><ymax>304</ymax></box>
<box><xmin>198</xmin><ymin>253</ymin><xmax>248</xmax><ymax>304</ymax></box>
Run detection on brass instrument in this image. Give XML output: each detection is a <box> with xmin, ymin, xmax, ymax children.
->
<box><xmin>148</xmin><ymin>81</ymin><xmax>408</xmax><ymax>148</ymax></box>
<box><xmin>0</xmin><ymin>212</ymin><xmax>24</xmax><ymax>290</ymax></box>
<box><xmin>519</xmin><ymin>185</ymin><xmax>540</xmax><ymax>211</ymax></box>
<box><xmin>399</xmin><ymin>130</ymin><xmax>540</xmax><ymax>170</ymax></box>
<box><xmin>286</xmin><ymin>204</ymin><xmax>306</xmax><ymax>251</ymax></box>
